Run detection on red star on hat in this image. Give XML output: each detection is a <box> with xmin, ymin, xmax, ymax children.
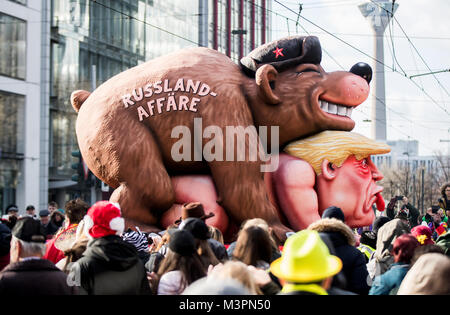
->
<box><xmin>272</xmin><ymin>47</ymin><xmax>284</xmax><ymax>58</ymax></box>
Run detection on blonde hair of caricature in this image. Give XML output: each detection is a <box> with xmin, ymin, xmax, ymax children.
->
<box><xmin>284</xmin><ymin>130</ymin><xmax>391</xmax><ymax>175</ymax></box>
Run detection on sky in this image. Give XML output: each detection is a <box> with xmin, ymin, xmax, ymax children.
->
<box><xmin>271</xmin><ymin>0</ymin><xmax>450</xmax><ymax>157</ymax></box>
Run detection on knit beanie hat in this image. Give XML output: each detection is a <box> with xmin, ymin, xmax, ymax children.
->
<box><xmin>181</xmin><ymin>218</ymin><xmax>211</xmax><ymax>240</ymax></box>
<box><xmin>83</xmin><ymin>201</ymin><xmax>124</xmax><ymax>239</ymax></box>
<box><xmin>360</xmin><ymin>230</ymin><xmax>377</xmax><ymax>249</ymax></box>
<box><xmin>322</xmin><ymin>206</ymin><xmax>345</xmax><ymax>222</ymax></box>
<box><xmin>411</xmin><ymin>225</ymin><xmax>434</xmax><ymax>245</ymax></box>
<box><xmin>169</xmin><ymin>230</ymin><xmax>196</xmax><ymax>256</ymax></box>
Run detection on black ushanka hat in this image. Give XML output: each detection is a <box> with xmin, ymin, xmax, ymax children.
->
<box><xmin>240</xmin><ymin>35</ymin><xmax>322</xmax><ymax>77</ymax></box>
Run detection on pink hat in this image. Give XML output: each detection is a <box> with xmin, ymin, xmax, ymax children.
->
<box><xmin>84</xmin><ymin>201</ymin><xmax>124</xmax><ymax>238</ymax></box>
<box><xmin>411</xmin><ymin>225</ymin><xmax>434</xmax><ymax>245</ymax></box>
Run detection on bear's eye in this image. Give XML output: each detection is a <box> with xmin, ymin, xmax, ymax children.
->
<box><xmin>296</xmin><ymin>68</ymin><xmax>320</xmax><ymax>76</ymax></box>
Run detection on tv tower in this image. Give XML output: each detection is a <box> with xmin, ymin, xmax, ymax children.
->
<box><xmin>359</xmin><ymin>0</ymin><xmax>398</xmax><ymax>141</ymax></box>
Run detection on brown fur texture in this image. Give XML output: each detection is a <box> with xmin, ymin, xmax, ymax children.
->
<box><xmin>308</xmin><ymin>218</ymin><xmax>356</xmax><ymax>246</ymax></box>
<box><xmin>72</xmin><ymin>41</ymin><xmax>369</xmax><ymax>241</ymax></box>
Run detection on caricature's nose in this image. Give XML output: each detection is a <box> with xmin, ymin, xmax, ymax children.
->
<box><xmin>350</xmin><ymin>62</ymin><xmax>372</xmax><ymax>84</ymax></box>
<box><xmin>371</xmin><ymin>164</ymin><xmax>384</xmax><ymax>181</ymax></box>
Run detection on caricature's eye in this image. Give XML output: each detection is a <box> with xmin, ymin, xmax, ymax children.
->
<box><xmin>361</xmin><ymin>159</ymin><xmax>368</xmax><ymax>168</ymax></box>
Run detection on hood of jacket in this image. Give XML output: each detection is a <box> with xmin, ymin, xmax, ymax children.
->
<box><xmin>308</xmin><ymin>218</ymin><xmax>356</xmax><ymax>247</ymax></box>
<box><xmin>374</xmin><ymin>218</ymin><xmax>410</xmax><ymax>260</ymax></box>
<box><xmin>83</xmin><ymin>235</ymin><xmax>140</xmax><ymax>271</ymax></box>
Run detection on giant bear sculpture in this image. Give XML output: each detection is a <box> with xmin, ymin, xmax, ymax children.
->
<box><xmin>71</xmin><ymin>35</ymin><xmax>372</xmax><ymax>240</ymax></box>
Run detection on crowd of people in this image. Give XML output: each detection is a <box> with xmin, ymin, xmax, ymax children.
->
<box><xmin>0</xmin><ymin>182</ymin><xmax>449</xmax><ymax>295</ymax></box>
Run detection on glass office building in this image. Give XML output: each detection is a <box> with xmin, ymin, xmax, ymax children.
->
<box><xmin>0</xmin><ymin>0</ymin><xmax>42</xmax><ymax>214</ymax></box>
<box><xmin>0</xmin><ymin>11</ymin><xmax>26</xmax><ymax>211</ymax></box>
<box><xmin>49</xmin><ymin>0</ymin><xmax>150</xmax><ymax>204</ymax></box>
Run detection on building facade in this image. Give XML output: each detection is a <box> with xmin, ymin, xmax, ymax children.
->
<box><xmin>0</xmin><ymin>0</ymin><xmax>44</xmax><ymax>213</ymax></box>
<box><xmin>49</xmin><ymin>0</ymin><xmax>150</xmax><ymax>207</ymax></box>
<box><xmin>0</xmin><ymin>0</ymin><xmax>272</xmax><ymax>214</ymax></box>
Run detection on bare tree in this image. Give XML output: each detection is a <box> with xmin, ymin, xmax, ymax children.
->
<box><xmin>434</xmin><ymin>149</ymin><xmax>449</xmax><ymax>182</ymax></box>
<box><xmin>378</xmin><ymin>155</ymin><xmax>446</xmax><ymax>216</ymax></box>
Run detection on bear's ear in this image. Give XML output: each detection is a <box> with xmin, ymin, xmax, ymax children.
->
<box><xmin>255</xmin><ymin>64</ymin><xmax>280</xmax><ymax>105</ymax></box>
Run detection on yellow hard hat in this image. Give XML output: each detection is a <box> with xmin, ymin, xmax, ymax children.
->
<box><xmin>270</xmin><ymin>230</ymin><xmax>342</xmax><ymax>283</ymax></box>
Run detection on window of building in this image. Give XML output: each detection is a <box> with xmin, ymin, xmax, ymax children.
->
<box><xmin>0</xmin><ymin>90</ymin><xmax>25</xmax><ymax>212</ymax></box>
<box><xmin>0</xmin><ymin>13</ymin><xmax>26</xmax><ymax>79</ymax></box>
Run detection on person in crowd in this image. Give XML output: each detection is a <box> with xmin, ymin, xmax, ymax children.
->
<box><xmin>410</xmin><ymin>244</ymin><xmax>445</xmax><ymax>266</ymax></box>
<box><xmin>5</xmin><ymin>205</ymin><xmax>19</xmax><ymax>219</ymax></box>
<box><xmin>182</xmin><ymin>277</ymin><xmax>250</xmax><ymax>295</ymax></box>
<box><xmin>428</xmin><ymin>208</ymin><xmax>448</xmax><ymax>239</ymax></box>
<box><xmin>411</xmin><ymin>225</ymin><xmax>434</xmax><ymax>246</ymax></box>
<box><xmin>358</xmin><ymin>231</ymin><xmax>376</xmax><ymax>263</ymax></box>
<box><xmin>394</xmin><ymin>208</ymin><xmax>411</xmax><ymax>227</ymax></box>
<box><xmin>308</xmin><ymin>206</ymin><xmax>369</xmax><ymax>295</ymax></box>
<box><xmin>421</xmin><ymin>206</ymin><xmax>435</xmax><ymax>225</ymax></box>
<box><xmin>435</xmin><ymin>230</ymin><xmax>450</xmax><ymax>256</ymax></box>
<box><xmin>47</xmin><ymin>201</ymin><xmax>58</xmax><ymax>215</ymax></box>
<box><xmin>386</xmin><ymin>196</ymin><xmax>420</xmax><ymax>228</ymax></box>
<box><xmin>438</xmin><ymin>182</ymin><xmax>450</xmax><ymax>212</ymax></box>
<box><xmin>68</xmin><ymin>201</ymin><xmax>151</xmax><ymax>295</ymax></box>
<box><xmin>39</xmin><ymin>209</ymin><xmax>58</xmax><ymax>239</ymax></box>
<box><xmin>207</xmin><ymin>227</ymin><xmax>228</xmax><ymax>262</ymax></box>
<box><xmin>369</xmin><ymin>234</ymin><xmax>419</xmax><ymax>295</ymax></box>
<box><xmin>175</xmin><ymin>202</ymin><xmax>215</xmax><ymax>230</ymax></box>
<box><xmin>227</xmin><ymin>218</ymin><xmax>281</xmax><ymax>262</ymax></box>
<box><xmin>145</xmin><ymin>251</ymin><xmax>165</xmax><ymax>275</ymax></box>
<box><xmin>270</xmin><ymin>230</ymin><xmax>343</xmax><ymax>295</ymax></box>
<box><xmin>358</xmin><ymin>216</ymin><xmax>392</xmax><ymax>262</ymax></box>
<box><xmin>438</xmin><ymin>207</ymin><xmax>448</xmax><ymax>224</ymax></box>
<box><xmin>0</xmin><ymin>217</ymin><xmax>75</xmax><ymax>294</ymax></box>
<box><xmin>366</xmin><ymin>218</ymin><xmax>410</xmax><ymax>280</ymax></box>
<box><xmin>50</xmin><ymin>209</ymin><xmax>65</xmax><ymax>229</ymax></box>
<box><xmin>317</xmin><ymin>233</ymin><xmax>356</xmax><ymax>295</ymax></box>
<box><xmin>155</xmin><ymin>229</ymin><xmax>206</xmax><ymax>295</ymax></box>
<box><xmin>421</xmin><ymin>206</ymin><xmax>448</xmax><ymax>239</ymax></box>
<box><xmin>181</xmin><ymin>218</ymin><xmax>220</xmax><ymax>268</ymax></box>
<box><xmin>152</xmin><ymin>225</ymin><xmax>178</xmax><ymax>256</ymax></box>
<box><xmin>372</xmin><ymin>216</ymin><xmax>392</xmax><ymax>236</ymax></box>
<box><xmin>43</xmin><ymin>198</ymin><xmax>89</xmax><ymax>264</ymax></box>
<box><xmin>122</xmin><ymin>227</ymin><xmax>150</xmax><ymax>264</ymax></box>
<box><xmin>207</xmin><ymin>260</ymin><xmax>263</xmax><ymax>294</ymax></box>
<box><xmin>61</xmin><ymin>238</ymin><xmax>89</xmax><ymax>274</ymax></box>
<box><xmin>25</xmin><ymin>205</ymin><xmax>38</xmax><ymax>220</ymax></box>
<box><xmin>232</xmin><ymin>225</ymin><xmax>273</xmax><ymax>270</ymax></box>
<box><xmin>209</xmin><ymin>226</ymin><xmax>224</xmax><ymax>244</ymax></box>
<box><xmin>0</xmin><ymin>222</ymin><xmax>11</xmax><ymax>271</ymax></box>
<box><xmin>397</xmin><ymin>253</ymin><xmax>450</xmax><ymax>295</ymax></box>
<box><xmin>57</xmin><ymin>218</ymin><xmax>90</xmax><ymax>271</ymax></box>
<box><xmin>1</xmin><ymin>214</ymin><xmax>17</xmax><ymax>233</ymax></box>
